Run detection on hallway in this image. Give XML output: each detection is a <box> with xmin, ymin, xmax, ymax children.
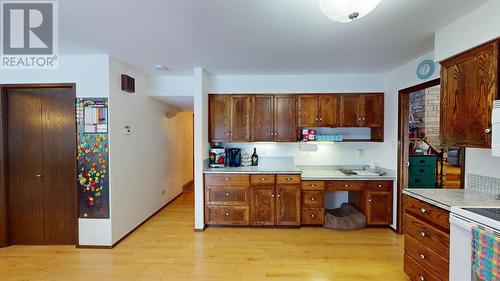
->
<box><xmin>0</xmin><ymin>190</ymin><xmax>406</xmax><ymax>281</ymax></box>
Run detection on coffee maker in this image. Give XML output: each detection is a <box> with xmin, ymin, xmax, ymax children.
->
<box><xmin>209</xmin><ymin>144</ymin><xmax>226</xmax><ymax>168</ymax></box>
<box><xmin>226</xmin><ymin>148</ymin><xmax>242</xmax><ymax>167</ymax></box>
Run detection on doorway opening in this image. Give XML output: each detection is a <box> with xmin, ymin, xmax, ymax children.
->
<box><xmin>396</xmin><ymin>78</ymin><xmax>466</xmax><ymax>233</ymax></box>
<box><xmin>0</xmin><ymin>84</ymin><xmax>77</xmax><ymax>247</ymax></box>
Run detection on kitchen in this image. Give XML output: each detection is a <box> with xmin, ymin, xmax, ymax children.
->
<box><xmin>1</xmin><ymin>1</ymin><xmax>500</xmax><ymax>281</ymax></box>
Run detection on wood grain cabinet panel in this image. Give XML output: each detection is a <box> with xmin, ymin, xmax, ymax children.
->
<box><xmin>404</xmin><ymin>214</ymin><xmax>449</xmax><ymax>259</ymax></box>
<box><xmin>205</xmin><ymin>174</ymin><xmax>250</xmax><ymax>186</ymax></box>
<box><xmin>361</xmin><ymin>94</ymin><xmax>384</xmax><ymax>128</ymax></box>
<box><xmin>340</xmin><ymin>94</ymin><xmax>362</xmax><ymax>127</ymax></box>
<box><xmin>250</xmin><ymin>174</ymin><xmax>275</xmax><ymax>185</ymax></box>
<box><xmin>274</xmin><ymin>95</ymin><xmax>297</xmax><ymax>142</ymax></box>
<box><xmin>301</xmin><ymin>181</ymin><xmax>325</xmax><ymax>191</ymax></box>
<box><xmin>403</xmin><ymin>195</ymin><xmax>450</xmax><ymax>232</ymax></box>
<box><xmin>297</xmin><ymin>95</ymin><xmax>319</xmax><ymax>127</ymax></box>
<box><xmin>276</xmin><ymin>175</ymin><xmax>301</xmax><ymax>185</ymax></box>
<box><xmin>276</xmin><ymin>185</ymin><xmax>301</xmax><ymax>226</ymax></box>
<box><xmin>251</xmin><ymin>95</ymin><xmax>274</xmax><ymax>141</ymax></box>
<box><xmin>230</xmin><ymin>95</ymin><xmax>251</xmax><ymax>142</ymax></box>
<box><xmin>250</xmin><ymin>186</ymin><xmax>275</xmax><ymax>225</ymax></box>
<box><xmin>319</xmin><ymin>95</ymin><xmax>340</xmax><ymax>127</ymax></box>
<box><xmin>405</xmin><ymin>235</ymin><xmax>449</xmax><ymax>281</ymax></box>
<box><xmin>301</xmin><ymin>208</ymin><xmax>324</xmax><ymax>225</ymax></box>
<box><xmin>206</xmin><ymin>206</ymin><xmax>249</xmax><ymax>225</ymax></box>
<box><xmin>404</xmin><ymin>254</ymin><xmax>442</xmax><ymax>281</ymax></box>
<box><xmin>209</xmin><ymin>95</ymin><xmax>232</xmax><ymax>142</ymax></box>
<box><xmin>440</xmin><ymin>40</ymin><xmax>499</xmax><ymax>148</ymax></box>
<box><xmin>206</xmin><ymin>186</ymin><xmax>249</xmax><ymax>206</ymax></box>
<box><xmin>302</xmin><ymin>191</ymin><xmax>323</xmax><ymax>207</ymax></box>
<box><xmin>366</xmin><ymin>191</ymin><xmax>392</xmax><ymax>225</ymax></box>
<box><xmin>325</xmin><ymin>180</ymin><xmax>365</xmax><ymax>191</ymax></box>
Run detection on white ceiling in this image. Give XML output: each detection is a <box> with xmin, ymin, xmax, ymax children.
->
<box><xmin>58</xmin><ymin>0</ymin><xmax>487</xmax><ymax>75</ymax></box>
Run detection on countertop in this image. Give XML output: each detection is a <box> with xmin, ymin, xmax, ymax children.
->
<box><xmin>202</xmin><ymin>165</ymin><xmax>302</xmax><ymax>174</ymax></box>
<box><xmin>403</xmin><ymin>188</ymin><xmax>500</xmax><ymax>211</ymax></box>
<box><xmin>203</xmin><ymin>164</ymin><xmax>396</xmax><ymax>180</ymax></box>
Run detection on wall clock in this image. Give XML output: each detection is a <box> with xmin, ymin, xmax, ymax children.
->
<box><xmin>416</xmin><ymin>60</ymin><xmax>435</xmax><ymax>80</ymax></box>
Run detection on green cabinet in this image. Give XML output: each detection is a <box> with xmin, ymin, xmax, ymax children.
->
<box><xmin>408</xmin><ymin>155</ymin><xmax>437</xmax><ymax>188</ymax></box>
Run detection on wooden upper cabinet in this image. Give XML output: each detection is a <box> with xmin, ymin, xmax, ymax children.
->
<box><xmin>297</xmin><ymin>94</ymin><xmax>339</xmax><ymax>128</ymax></box>
<box><xmin>440</xmin><ymin>40</ymin><xmax>499</xmax><ymax>148</ymax></box>
<box><xmin>361</xmin><ymin>94</ymin><xmax>384</xmax><ymax>128</ymax></box>
<box><xmin>230</xmin><ymin>96</ymin><xmax>251</xmax><ymax>142</ymax></box>
<box><xmin>297</xmin><ymin>95</ymin><xmax>319</xmax><ymax>127</ymax></box>
<box><xmin>209</xmin><ymin>95</ymin><xmax>250</xmax><ymax>142</ymax></box>
<box><xmin>252</xmin><ymin>95</ymin><xmax>274</xmax><ymax>142</ymax></box>
<box><xmin>209</xmin><ymin>95</ymin><xmax>232</xmax><ymax>142</ymax></box>
<box><xmin>274</xmin><ymin>95</ymin><xmax>297</xmax><ymax>142</ymax></box>
<box><xmin>319</xmin><ymin>95</ymin><xmax>340</xmax><ymax>127</ymax></box>
<box><xmin>340</xmin><ymin>94</ymin><xmax>362</xmax><ymax>127</ymax></box>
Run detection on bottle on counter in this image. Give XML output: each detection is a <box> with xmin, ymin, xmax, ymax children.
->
<box><xmin>251</xmin><ymin>148</ymin><xmax>259</xmax><ymax>166</ymax></box>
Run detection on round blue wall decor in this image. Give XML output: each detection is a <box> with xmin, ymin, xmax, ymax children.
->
<box><xmin>417</xmin><ymin>60</ymin><xmax>435</xmax><ymax>80</ymax></box>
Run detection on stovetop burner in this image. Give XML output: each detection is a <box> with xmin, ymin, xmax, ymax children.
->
<box><xmin>463</xmin><ymin>208</ymin><xmax>500</xmax><ymax>222</ymax></box>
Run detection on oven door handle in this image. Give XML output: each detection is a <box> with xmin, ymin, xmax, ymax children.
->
<box><xmin>450</xmin><ymin>214</ymin><xmax>473</xmax><ymax>230</ymax></box>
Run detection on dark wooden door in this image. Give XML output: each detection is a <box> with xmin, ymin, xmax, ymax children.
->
<box><xmin>7</xmin><ymin>90</ymin><xmax>45</xmax><ymax>244</ymax></box>
<box><xmin>276</xmin><ymin>185</ymin><xmax>301</xmax><ymax>226</ymax></box>
<box><xmin>362</xmin><ymin>94</ymin><xmax>384</xmax><ymax>127</ymax></box>
<box><xmin>274</xmin><ymin>95</ymin><xmax>297</xmax><ymax>142</ymax></box>
<box><xmin>366</xmin><ymin>191</ymin><xmax>392</xmax><ymax>225</ymax></box>
<box><xmin>209</xmin><ymin>95</ymin><xmax>231</xmax><ymax>142</ymax></box>
<box><xmin>297</xmin><ymin>95</ymin><xmax>318</xmax><ymax>127</ymax></box>
<box><xmin>440</xmin><ymin>41</ymin><xmax>498</xmax><ymax>148</ymax></box>
<box><xmin>252</xmin><ymin>95</ymin><xmax>274</xmax><ymax>141</ymax></box>
<box><xmin>250</xmin><ymin>186</ymin><xmax>275</xmax><ymax>225</ymax></box>
<box><xmin>41</xmin><ymin>89</ymin><xmax>77</xmax><ymax>244</ymax></box>
<box><xmin>230</xmin><ymin>95</ymin><xmax>251</xmax><ymax>142</ymax></box>
<box><xmin>340</xmin><ymin>94</ymin><xmax>361</xmax><ymax>127</ymax></box>
<box><xmin>7</xmin><ymin>87</ymin><xmax>76</xmax><ymax>245</ymax></box>
<box><xmin>319</xmin><ymin>95</ymin><xmax>339</xmax><ymax>127</ymax></box>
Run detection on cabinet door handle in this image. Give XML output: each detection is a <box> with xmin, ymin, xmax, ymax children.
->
<box><xmin>485</xmin><ymin>128</ymin><xmax>492</xmax><ymax>134</ymax></box>
<box><xmin>311</xmin><ymin>184</ymin><xmax>317</xmax><ymax>187</ymax></box>
<box><xmin>421</xmin><ymin>208</ymin><xmax>426</xmax><ymax>213</ymax></box>
<box><xmin>35</xmin><ymin>174</ymin><xmax>44</xmax><ymax>177</ymax></box>
<box><xmin>225</xmin><ymin>177</ymin><xmax>230</xmax><ymax>181</ymax></box>
<box><xmin>419</xmin><ymin>276</ymin><xmax>425</xmax><ymax>281</ymax></box>
<box><xmin>277</xmin><ymin>194</ymin><xmax>280</xmax><ymax>198</ymax></box>
<box><xmin>311</xmin><ymin>197</ymin><xmax>315</xmax><ymax>201</ymax></box>
<box><xmin>419</xmin><ymin>254</ymin><xmax>425</xmax><ymax>260</ymax></box>
<box><xmin>225</xmin><ymin>212</ymin><xmax>230</xmax><ymax>216</ymax></box>
<box><xmin>261</xmin><ymin>178</ymin><xmax>267</xmax><ymax>181</ymax></box>
<box><xmin>319</xmin><ymin>117</ymin><xmax>323</xmax><ymax>121</ymax></box>
<box><xmin>378</xmin><ymin>184</ymin><xmax>382</xmax><ymax>188</ymax></box>
<box><xmin>311</xmin><ymin>214</ymin><xmax>315</xmax><ymax>218</ymax></box>
<box><xmin>286</xmin><ymin>178</ymin><xmax>292</xmax><ymax>181</ymax></box>
<box><xmin>420</xmin><ymin>231</ymin><xmax>426</xmax><ymax>237</ymax></box>
<box><xmin>271</xmin><ymin>194</ymin><xmax>275</xmax><ymax>198</ymax></box>
<box><xmin>225</xmin><ymin>192</ymin><xmax>229</xmax><ymax>196</ymax></box>
<box><xmin>368</xmin><ymin>197</ymin><xmax>372</xmax><ymax>203</ymax></box>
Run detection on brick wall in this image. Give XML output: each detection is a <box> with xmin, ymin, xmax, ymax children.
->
<box><xmin>424</xmin><ymin>86</ymin><xmax>441</xmax><ymax>148</ymax></box>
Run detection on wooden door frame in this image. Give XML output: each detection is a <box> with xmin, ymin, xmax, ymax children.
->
<box><xmin>396</xmin><ymin>78</ymin><xmax>440</xmax><ymax>234</ymax></box>
<box><xmin>0</xmin><ymin>83</ymin><xmax>77</xmax><ymax>247</ymax></box>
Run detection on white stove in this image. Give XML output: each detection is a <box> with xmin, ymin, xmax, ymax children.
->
<box><xmin>450</xmin><ymin>206</ymin><xmax>500</xmax><ymax>281</ymax></box>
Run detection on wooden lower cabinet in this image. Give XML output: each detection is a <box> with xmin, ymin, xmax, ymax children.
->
<box><xmin>365</xmin><ymin>190</ymin><xmax>392</xmax><ymax>225</ymax></box>
<box><xmin>205</xmin><ymin>206</ymin><xmax>249</xmax><ymax>225</ymax></box>
<box><xmin>403</xmin><ymin>195</ymin><xmax>450</xmax><ymax>281</ymax></box>
<box><xmin>276</xmin><ymin>185</ymin><xmax>301</xmax><ymax>226</ymax></box>
<box><xmin>249</xmin><ymin>185</ymin><xmax>275</xmax><ymax>226</ymax></box>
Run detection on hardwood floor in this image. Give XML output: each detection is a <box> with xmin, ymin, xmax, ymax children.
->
<box><xmin>0</xmin><ymin>190</ymin><xmax>407</xmax><ymax>281</ymax></box>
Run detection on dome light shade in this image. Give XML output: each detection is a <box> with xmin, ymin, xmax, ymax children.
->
<box><xmin>319</xmin><ymin>0</ymin><xmax>381</xmax><ymax>23</ymax></box>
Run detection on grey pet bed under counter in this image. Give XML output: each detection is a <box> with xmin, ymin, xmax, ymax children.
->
<box><xmin>324</xmin><ymin>203</ymin><xmax>366</xmax><ymax>231</ymax></box>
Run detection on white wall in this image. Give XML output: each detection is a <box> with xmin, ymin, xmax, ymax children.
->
<box><xmin>108</xmin><ymin>57</ymin><xmax>193</xmax><ymax>243</ymax></box>
<box><xmin>0</xmin><ymin>55</ymin><xmax>113</xmax><ymax>246</ymax></box>
<box><xmin>149</xmin><ymin>75</ymin><xmax>194</xmax><ymax>96</ymax></box>
<box><xmin>193</xmin><ymin>68</ymin><xmax>210</xmax><ymax>230</ymax></box>
<box><xmin>435</xmin><ymin>0</ymin><xmax>500</xmax><ymax>182</ymax></box>
<box><xmin>435</xmin><ymin>0</ymin><xmax>500</xmax><ymax>62</ymax></box>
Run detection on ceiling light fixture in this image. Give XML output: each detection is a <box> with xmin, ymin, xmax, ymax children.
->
<box><xmin>154</xmin><ymin>64</ymin><xmax>169</xmax><ymax>71</ymax></box>
<box><xmin>319</xmin><ymin>0</ymin><xmax>381</xmax><ymax>23</ymax></box>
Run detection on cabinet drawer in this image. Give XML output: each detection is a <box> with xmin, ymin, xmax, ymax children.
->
<box><xmin>301</xmin><ymin>208</ymin><xmax>324</xmax><ymax>225</ymax></box>
<box><xmin>410</xmin><ymin>165</ymin><xmax>435</xmax><ymax>177</ymax></box>
<box><xmin>410</xmin><ymin>156</ymin><xmax>437</xmax><ymax>167</ymax></box>
<box><xmin>276</xmin><ymin>175</ymin><xmax>301</xmax><ymax>185</ymax></box>
<box><xmin>404</xmin><ymin>195</ymin><xmax>450</xmax><ymax>232</ymax></box>
<box><xmin>205</xmin><ymin>174</ymin><xmax>249</xmax><ymax>186</ymax></box>
<box><xmin>405</xmin><ymin>235</ymin><xmax>449</xmax><ymax>280</ymax></box>
<box><xmin>404</xmin><ymin>214</ymin><xmax>449</xmax><ymax>259</ymax></box>
<box><xmin>366</xmin><ymin>180</ymin><xmax>392</xmax><ymax>192</ymax></box>
<box><xmin>301</xmin><ymin>181</ymin><xmax>325</xmax><ymax>190</ymax></box>
<box><xmin>302</xmin><ymin>191</ymin><xmax>324</xmax><ymax>207</ymax></box>
<box><xmin>408</xmin><ymin>176</ymin><xmax>435</xmax><ymax>187</ymax></box>
<box><xmin>404</xmin><ymin>254</ymin><xmax>443</xmax><ymax>281</ymax></box>
<box><xmin>206</xmin><ymin>206</ymin><xmax>249</xmax><ymax>225</ymax></box>
<box><xmin>325</xmin><ymin>180</ymin><xmax>365</xmax><ymax>191</ymax></box>
<box><xmin>250</xmin><ymin>174</ymin><xmax>275</xmax><ymax>185</ymax></box>
<box><xmin>206</xmin><ymin>186</ymin><xmax>249</xmax><ymax>205</ymax></box>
